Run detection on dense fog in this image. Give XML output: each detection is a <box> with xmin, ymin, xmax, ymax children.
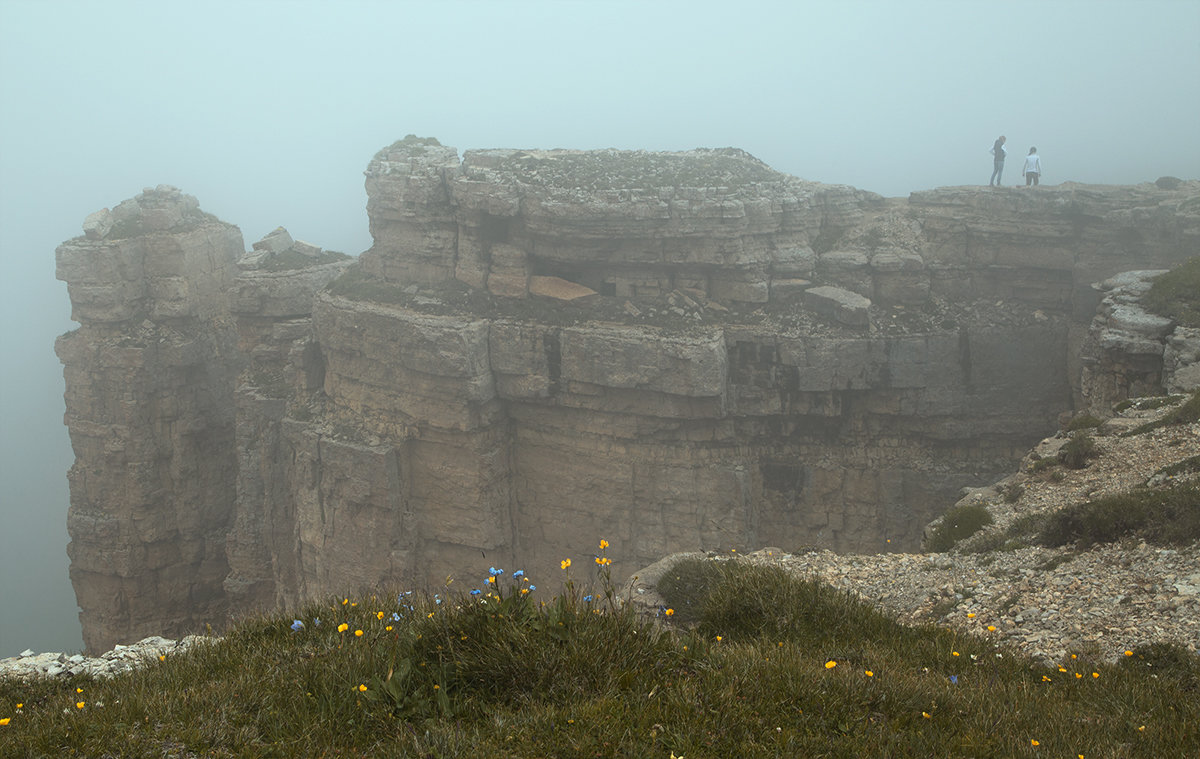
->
<box><xmin>2</xmin><ymin>0</ymin><xmax>1197</xmax><ymax>657</ymax></box>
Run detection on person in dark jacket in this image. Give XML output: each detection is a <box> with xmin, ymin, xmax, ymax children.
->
<box><xmin>989</xmin><ymin>135</ymin><xmax>1007</xmax><ymax>186</ymax></box>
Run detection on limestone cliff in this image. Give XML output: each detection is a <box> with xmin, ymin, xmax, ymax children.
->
<box><xmin>57</xmin><ymin>142</ymin><xmax>1200</xmax><ymax>652</ymax></box>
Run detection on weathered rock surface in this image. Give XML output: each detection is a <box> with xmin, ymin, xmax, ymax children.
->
<box><xmin>1080</xmin><ymin>270</ymin><xmax>1200</xmax><ymax>411</ymax></box>
<box><xmin>0</xmin><ymin>635</ymin><xmax>213</xmax><ymax>680</ymax></box>
<box><xmin>56</xmin><ymin>138</ymin><xmax>1200</xmax><ymax>652</ymax></box>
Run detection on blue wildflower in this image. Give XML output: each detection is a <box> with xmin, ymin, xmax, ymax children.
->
<box><xmin>313</xmin><ymin>618</ymin><xmax>321</xmax><ymax>626</ymax></box>
<box><xmin>528</xmin><ymin>585</ymin><xmax>536</xmax><ymax>591</ymax></box>
<box><xmin>488</xmin><ymin>567</ymin><xmax>504</xmax><ymax>576</ymax></box>
<box><xmin>512</xmin><ymin>570</ymin><xmax>525</xmax><ymax>579</ymax></box>
<box><xmin>583</xmin><ymin>595</ymin><xmax>594</xmax><ymax>603</ymax></box>
<box><xmin>470</xmin><ymin>589</ymin><xmax>482</xmax><ymax>596</ymax></box>
<box><xmin>392</xmin><ymin>612</ymin><xmax>402</xmax><ymax>622</ymax></box>
<box><xmin>290</xmin><ymin>619</ymin><xmax>305</xmax><ymax>632</ymax></box>
<box><xmin>949</xmin><ymin>675</ymin><xmax>958</xmax><ymax>685</ymax></box>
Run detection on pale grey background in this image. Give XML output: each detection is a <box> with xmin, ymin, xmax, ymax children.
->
<box><xmin>2</xmin><ymin>0</ymin><xmax>1198</xmax><ymax>656</ymax></box>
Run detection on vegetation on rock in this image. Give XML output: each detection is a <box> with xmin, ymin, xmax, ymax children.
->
<box><xmin>1143</xmin><ymin>255</ymin><xmax>1200</xmax><ymax>328</ymax></box>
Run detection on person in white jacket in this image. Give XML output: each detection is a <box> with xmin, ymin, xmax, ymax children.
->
<box><xmin>1023</xmin><ymin>147</ymin><xmax>1043</xmax><ymax>186</ymax></box>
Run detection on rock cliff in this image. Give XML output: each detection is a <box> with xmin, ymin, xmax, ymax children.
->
<box><xmin>57</xmin><ymin>141</ymin><xmax>1200</xmax><ymax>652</ymax></box>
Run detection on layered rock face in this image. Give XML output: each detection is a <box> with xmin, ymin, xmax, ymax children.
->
<box><xmin>56</xmin><ymin>187</ymin><xmax>243</xmax><ymax>653</ymax></box>
<box><xmin>58</xmin><ymin>143</ymin><xmax>1200</xmax><ymax>652</ymax></box>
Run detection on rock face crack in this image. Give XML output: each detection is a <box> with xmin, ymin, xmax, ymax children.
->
<box><xmin>56</xmin><ymin>153</ymin><xmax>1200</xmax><ymax>652</ymax></box>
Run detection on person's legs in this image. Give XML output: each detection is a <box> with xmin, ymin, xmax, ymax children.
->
<box><xmin>1032</xmin><ymin>173</ymin><xmax>1039</xmax><ymax>186</ymax></box>
<box><xmin>991</xmin><ymin>161</ymin><xmax>1004</xmax><ymax>186</ymax></box>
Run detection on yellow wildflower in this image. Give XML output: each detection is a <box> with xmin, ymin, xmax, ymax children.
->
<box><xmin>952</xmin><ymin>651</ymin><xmax>960</xmax><ymax>657</ymax></box>
<box><xmin>385</xmin><ymin>625</ymin><xmax>393</xmax><ymax>631</ymax></box>
<box><xmin>599</xmin><ymin>539</ymin><xmax>609</xmax><ymax>550</ymax></box>
<box><xmin>824</xmin><ymin>660</ymin><xmax>837</xmax><ymax>669</ymax></box>
<box><xmin>561</xmin><ymin>558</ymin><xmax>571</xmax><ymax>570</ymax></box>
<box><xmin>966</xmin><ymin>612</ymin><xmax>975</xmax><ymax>618</ymax></box>
<box><xmin>1075</xmin><ymin>673</ymin><xmax>1082</xmax><ymax>679</ymax></box>
<box><xmin>922</xmin><ymin>711</ymin><xmax>931</xmax><ymax>719</ymax></box>
<box><xmin>76</xmin><ymin>702</ymin><xmax>85</xmax><ymax>709</ymax></box>
<box><xmin>664</xmin><ymin>608</ymin><xmax>674</xmax><ymax>617</ymax></box>
<box><xmin>865</xmin><ymin>670</ymin><xmax>874</xmax><ymax>677</ymax></box>
<box><xmin>1092</xmin><ymin>672</ymin><xmax>1099</xmax><ymax>678</ymax></box>
<box><xmin>355</xmin><ymin>629</ymin><xmax>363</xmax><ymax>637</ymax></box>
<box><xmin>376</xmin><ymin>611</ymin><xmax>385</xmax><ymax>620</ymax></box>
<box><xmin>338</xmin><ymin>623</ymin><xmax>349</xmax><ymax>633</ymax></box>
<box><xmin>358</xmin><ymin>684</ymin><xmax>367</xmax><ymax>692</ymax></box>
<box><xmin>342</xmin><ymin>598</ymin><xmax>348</xmax><ymax>605</ymax></box>
<box><xmin>987</xmin><ymin>625</ymin><xmax>996</xmax><ymax>632</ymax></box>
<box><xmin>76</xmin><ymin>687</ymin><xmax>83</xmax><ymax>694</ymax></box>
<box><xmin>1031</xmin><ymin>739</ymin><xmax>1040</xmax><ymax>746</ymax></box>
<box><xmin>0</xmin><ymin>718</ymin><xmax>9</xmax><ymax>726</ymax></box>
<box><xmin>1124</xmin><ymin>650</ymin><xmax>1133</xmax><ymax>657</ymax></box>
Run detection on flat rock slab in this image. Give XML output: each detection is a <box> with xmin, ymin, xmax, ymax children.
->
<box><xmin>529</xmin><ymin>275</ymin><xmax>599</xmax><ymax>305</ymax></box>
<box><xmin>803</xmin><ymin>285</ymin><xmax>871</xmax><ymax>327</ymax></box>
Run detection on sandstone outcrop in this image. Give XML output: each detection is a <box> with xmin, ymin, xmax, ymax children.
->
<box><xmin>57</xmin><ymin>141</ymin><xmax>1200</xmax><ymax>652</ymax></box>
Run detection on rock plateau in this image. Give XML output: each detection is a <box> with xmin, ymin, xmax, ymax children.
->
<box><xmin>55</xmin><ymin>140</ymin><xmax>1200</xmax><ymax>652</ymax></box>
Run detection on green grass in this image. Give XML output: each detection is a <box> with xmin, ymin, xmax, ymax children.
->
<box><xmin>1143</xmin><ymin>255</ymin><xmax>1200</xmax><ymax>328</ymax></box>
<box><xmin>4</xmin><ymin>555</ymin><xmax>1197</xmax><ymax>758</ymax></box>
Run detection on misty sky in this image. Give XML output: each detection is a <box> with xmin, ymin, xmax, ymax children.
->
<box><xmin>1</xmin><ymin>0</ymin><xmax>1197</xmax><ymax>657</ymax></box>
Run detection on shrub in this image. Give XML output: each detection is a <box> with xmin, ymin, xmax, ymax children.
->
<box><xmin>1039</xmin><ymin>482</ymin><xmax>1200</xmax><ymax>548</ymax></box>
<box><xmin>1059</xmin><ymin>432</ymin><xmax>1099</xmax><ymax>469</ymax></box>
<box><xmin>924</xmin><ymin>503</ymin><xmax>994</xmax><ymax>553</ymax></box>
<box><xmin>1065</xmin><ymin>413</ymin><xmax>1104</xmax><ymax>432</ymax></box>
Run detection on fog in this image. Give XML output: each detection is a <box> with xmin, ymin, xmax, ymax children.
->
<box><xmin>1</xmin><ymin>0</ymin><xmax>1197</xmax><ymax>657</ymax></box>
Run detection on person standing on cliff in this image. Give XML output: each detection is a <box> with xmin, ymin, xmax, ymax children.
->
<box><xmin>989</xmin><ymin>135</ymin><xmax>1007</xmax><ymax>186</ymax></box>
<box><xmin>1023</xmin><ymin>147</ymin><xmax>1043</xmax><ymax>186</ymax></box>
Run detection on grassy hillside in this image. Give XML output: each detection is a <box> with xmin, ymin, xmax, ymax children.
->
<box><xmin>3</xmin><ymin>545</ymin><xmax>1197</xmax><ymax>758</ymax></box>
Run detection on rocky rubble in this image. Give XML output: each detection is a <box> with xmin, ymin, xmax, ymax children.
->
<box><xmin>0</xmin><ymin>636</ymin><xmax>213</xmax><ymax>680</ymax></box>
